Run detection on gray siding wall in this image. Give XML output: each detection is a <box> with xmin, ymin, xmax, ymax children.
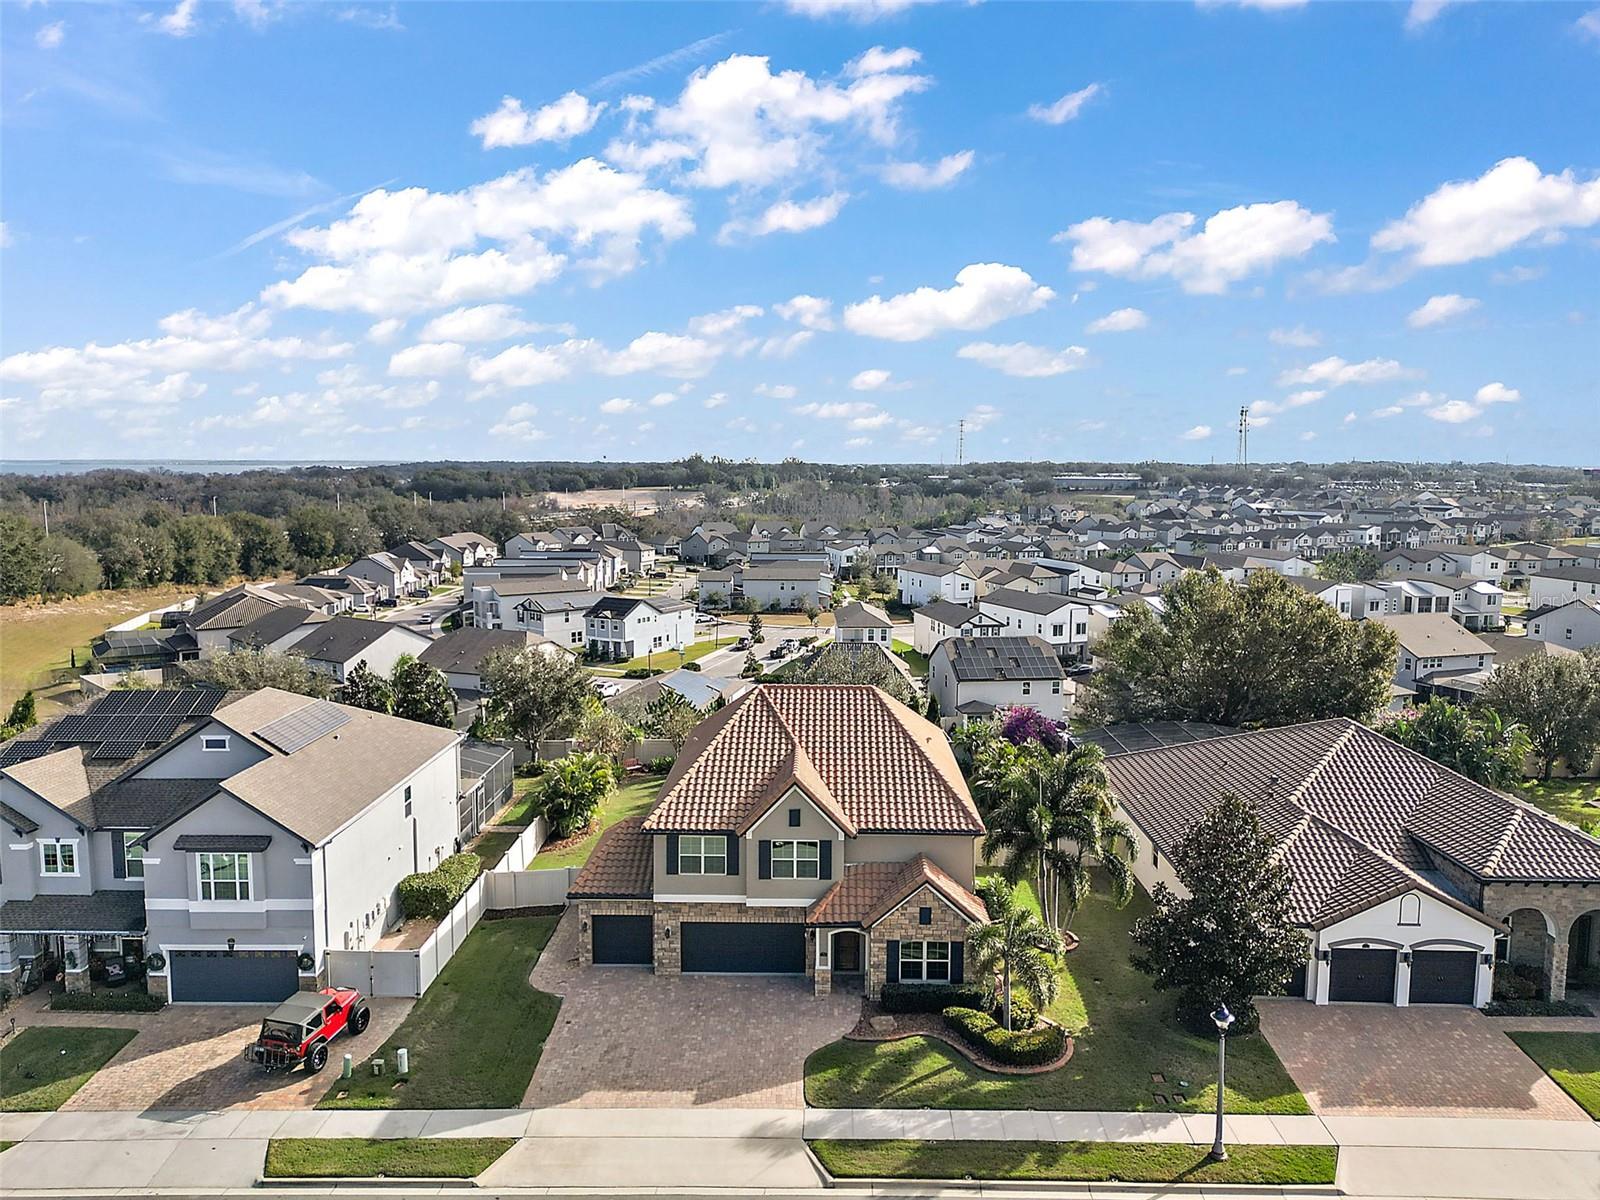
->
<box><xmin>134</xmin><ymin>722</ymin><xmax>270</xmax><ymax>780</ymax></box>
<box><xmin>0</xmin><ymin>780</ymin><xmax>92</xmax><ymax>900</ymax></box>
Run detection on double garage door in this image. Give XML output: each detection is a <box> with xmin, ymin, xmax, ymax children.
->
<box><xmin>1326</xmin><ymin>947</ymin><xmax>1475</xmax><ymax>1005</ymax></box>
<box><xmin>169</xmin><ymin>949</ymin><xmax>299</xmax><ymax>1003</ymax></box>
<box><xmin>590</xmin><ymin>918</ymin><xmax>805</xmax><ymax>973</ymax></box>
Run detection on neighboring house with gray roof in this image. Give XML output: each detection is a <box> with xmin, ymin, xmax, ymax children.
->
<box><xmin>426</xmin><ymin>532</ymin><xmax>498</xmax><ymax>569</ymax></box>
<box><xmin>284</xmin><ymin>616</ymin><xmax>431</xmax><ymax>684</ymax></box>
<box><xmin>1105</xmin><ymin>719</ymin><xmax>1600</xmax><ymax>1005</ymax></box>
<box><xmin>584</xmin><ymin>595</ymin><xmax>695</xmax><ymax>661</ymax></box>
<box><xmin>911</xmin><ymin>599</ymin><xmax>1006</xmax><ymax>656</ymax></box>
<box><xmin>927</xmin><ymin>635</ymin><xmax>1068</xmax><ymax>727</ymax></box>
<box><xmin>0</xmin><ymin>687</ymin><xmax>493</xmax><ymax>1005</ymax></box>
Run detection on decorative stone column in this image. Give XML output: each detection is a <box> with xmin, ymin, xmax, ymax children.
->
<box><xmin>814</xmin><ymin>967</ymin><xmax>832</xmax><ymax>996</ymax></box>
<box><xmin>62</xmin><ymin>935</ymin><xmax>90</xmax><ymax>994</ymax></box>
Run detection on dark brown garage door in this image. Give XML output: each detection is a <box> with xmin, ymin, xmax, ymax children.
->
<box><xmin>1409</xmin><ymin>949</ymin><xmax>1477</xmax><ymax>1004</ymax></box>
<box><xmin>1328</xmin><ymin>948</ymin><xmax>1397</xmax><ymax>1003</ymax></box>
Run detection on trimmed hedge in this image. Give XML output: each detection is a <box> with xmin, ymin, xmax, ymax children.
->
<box><xmin>880</xmin><ymin>982</ymin><xmax>988</xmax><ymax>1014</ymax></box>
<box><xmin>942</xmin><ymin>1006</ymin><xmax>1067</xmax><ymax>1069</ymax></box>
<box><xmin>397</xmin><ymin>852</ymin><xmax>482</xmax><ymax>920</ymax></box>
<box><xmin>50</xmin><ymin>989</ymin><xmax>164</xmax><ymax>1013</ymax></box>
<box><xmin>1483</xmin><ymin>998</ymin><xmax>1594</xmax><ymax>1017</ymax></box>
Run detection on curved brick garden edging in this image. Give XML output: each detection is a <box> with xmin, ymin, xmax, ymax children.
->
<box><xmin>845</xmin><ymin>1011</ymin><xmax>1074</xmax><ymax>1075</ymax></box>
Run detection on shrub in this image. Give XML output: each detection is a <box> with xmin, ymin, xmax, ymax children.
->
<box><xmin>646</xmin><ymin>755</ymin><xmax>675</xmax><ymax>774</ymax></box>
<box><xmin>623</xmin><ymin>667</ymin><xmax>663</xmax><ymax>679</ymax></box>
<box><xmin>1482</xmin><ymin>998</ymin><xmax>1594</xmax><ymax>1017</ymax></box>
<box><xmin>1494</xmin><ymin>972</ymin><xmax>1539</xmax><ymax>1001</ymax></box>
<box><xmin>50</xmin><ymin>989</ymin><xmax>165</xmax><ymax>1013</ymax></box>
<box><xmin>942</xmin><ymin>1006</ymin><xmax>1066</xmax><ymax>1068</ymax></box>
<box><xmin>397</xmin><ymin>853</ymin><xmax>482</xmax><ymax>920</ymax></box>
<box><xmin>879</xmin><ymin>982</ymin><xmax>989</xmax><ymax>1014</ymax></box>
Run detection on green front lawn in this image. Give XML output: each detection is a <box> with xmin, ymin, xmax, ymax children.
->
<box><xmin>811</xmin><ymin>1140</ymin><xmax>1336</xmax><ymax>1185</ymax></box>
<box><xmin>319</xmin><ymin>916</ymin><xmax>560</xmax><ymax>1109</ymax></box>
<box><xmin>467</xmin><ymin>829</ymin><xmax>519</xmax><ymax>871</ymax></box>
<box><xmin>0</xmin><ymin>1027</ymin><xmax>138</xmax><ymax>1111</ymax></box>
<box><xmin>586</xmin><ymin>638</ymin><xmax>724</xmax><ymax>676</ymax></box>
<box><xmin>1508</xmin><ymin>1032</ymin><xmax>1600</xmax><ymax>1119</ymax></box>
<box><xmin>891</xmin><ymin>639</ymin><xmax>929</xmax><ymax>678</ymax></box>
<box><xmin>1517</xmin><ymin>779</ymin><xmax>1600</xmax><ymax>835</ymax></box>
<box><xmin>265</xmin><ymin>1138</ymin><xmax>515</xmax><ymax>1178</ymax></box>
<box><xmin>492</xmin><ymin>774</ymin><xmax>541</xmax><ymax>827</ymax></box>
<box><xmin>531</xmin><ymin>775</ymin><xmax>663</xmax><ymax>869</ymax></box>
<box><xmin>805</xmin><ymin>872</ymin><xmax>1308</xmax><ymax>1114</ymax></box>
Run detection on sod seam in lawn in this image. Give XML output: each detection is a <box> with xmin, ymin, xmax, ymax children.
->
<box><xmin>809</xmin><ymin>1140</ymin><xmax>1338</xmax><ymax>1184</ymax></box>
<box><xmin>0</xmin><ymin>1026</ymin><xmax>139</xmax><ymax>1112</ymax></box>
<box><xmin>264</xmin><ymin>1137</ymin><xmax>515</xmax><ymax>1178</ymax></box>
<box><xmin>317</xmin><ymin>915</ymin><xmax>559</xmax><ymax>1109</ymax></box>
<box><xmin>804</xmin><ymin>871</ymin><xmax>1308</xmax><ymax>1115</ymax></box>
<box><xmin>1507</xmin><ymin>1031</ymin><xmax>1600</xmax><ymax>1119</ymax></box>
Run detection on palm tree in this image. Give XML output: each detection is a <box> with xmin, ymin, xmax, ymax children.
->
<box><xmin>967</xmin><ymin>876</ymin><xmax>1065</xmax><ymax>1030</ymax></box>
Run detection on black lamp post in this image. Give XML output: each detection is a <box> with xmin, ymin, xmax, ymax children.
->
<box><xmin>1209</xmin><ymin>1003</ymin><xmax>1236</xmax><ymax>1160</ymax></box>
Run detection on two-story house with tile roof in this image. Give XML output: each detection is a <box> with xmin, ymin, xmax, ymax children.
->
<box><xmin>567</xmin><ymin>685</ymin><xmax>986</xmax><ymax>998</ymax></box>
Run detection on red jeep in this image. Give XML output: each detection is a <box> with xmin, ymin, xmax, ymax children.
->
<box><xmin>244</xmin><ymin>987</ymin><xmax>370</xmax><ymax>1074</ymax></box>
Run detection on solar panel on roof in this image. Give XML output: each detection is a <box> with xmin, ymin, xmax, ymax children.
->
<box><xmin>144</xmin><ymin>715</ymin><xmax>184</xmax><ymax>743</ymax></box>
<box><xmin>254</xmin><ymin>700</ymin><xmax>351</xmax><ymax>755</ymax></box>
<box><xmin>94</xmin><ymin>691</ymin><xmax>135</xmax><ymax>715</ymax></box>
<box><xmin>0</xmin><ymin>742</ymin><xmax>60</xmax><ymax>767</ymax></box>
<box><xmin>92</xmin><ymin>742</ymin><xmax>144</xmax><ymax>760</ymax></box>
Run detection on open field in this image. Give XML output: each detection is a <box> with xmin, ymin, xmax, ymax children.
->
<box><xmin>544</xmin><ymin>487</ymin><xmax>701</xmax><ymax>514</ymax></box>
<box><xmin>0</xmin><ymin>584</ymin><xmax>204</xmax><ymax>716</ymax></box>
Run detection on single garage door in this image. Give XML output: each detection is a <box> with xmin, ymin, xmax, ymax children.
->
<box><xmin>1328</xmin><ymin>947</ymin><xmax>1398</xmax><ymax>1003</ymax></box>
<box><xmin>169</xmin><ymin>949</ymin><xmax>298</xmax><ymax>1003</ymax></box>
<box><xmin>592</xmin><ymin>915</ymin><xmax>652</xmax><ymax>965</ymax></box>
<box><xmin>1409</xmin><ymin>949</ymin><xmax>1477</xmax><ymax>1004</ymax></box>
<box><xmin>680</xmin><ymin>922</ymin><xmax>804</xmax><ymax>974</ymax></box>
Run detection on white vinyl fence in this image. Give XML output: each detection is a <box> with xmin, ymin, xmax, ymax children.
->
<box><xmin>326</xmin><ymin>820</ymin><xmax>555</xmax><ymax>998</ymax></box>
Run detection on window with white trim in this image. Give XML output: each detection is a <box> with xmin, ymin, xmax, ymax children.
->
<box><xmin>900</xmin><ymin>940</ymin><xmax>951</xmax><ymax>982</ymax></box>
<box><xmin>122</xmin><ymin>832</ymin><xmax>146</xmax><ymax>880</ymax></box>
<box><xmin>40</xmin><ymin>840</ymin><xmax>78</xmax><ymax>876</ymax></box>
<box><xmin>198</xmin><ymin>852</ymin><xmax>252</xmax><ymax>901</ymax></box>
<box><xmin>201</xmin><ymin>735</ymin><xmax>229</xmax><ymax>752</ymax></box>
<box><xmin>771</xmin><ymin>839</ymin><xmax>820</xmax><ymax>879</ymax></box>
<box><xmin>677</xmin><ymin>834</ymin><xmax>727</xmax><ymax>875</ymax></box>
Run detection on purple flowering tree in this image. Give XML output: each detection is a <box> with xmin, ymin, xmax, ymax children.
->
<box><xmin>998</xmin><ymin>705</ymin><xmax>1065</xmax><ymax>754</ymax></box>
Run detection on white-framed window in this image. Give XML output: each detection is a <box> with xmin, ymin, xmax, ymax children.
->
<box><xmin>40</xmin><ymin>839</ymin><xmax>78</xmax><ymax>876</ymax></box>
<box><xmin>198</xmin><ymin>852</ymin><xmax>252</xmax><ymax>901</ymax></box>
<box><xmin>403</xmin><ymin>786</ymin><xmax>413</xmax><ymax>819</ymax></box>
<box><xmin>201</xmin><ymin>735</ymin><xmax>230</xmax><ymax>752</ymax></box>
<box><xmin>900</xmin><ymin>940</ymin><xmax>951</xmax><ymax>982</ymax></box>
<box><xmin>122</xmin><ymin>832</ymin><xmax>146</xmax><ymax>880</ymax></box>
<box><xmin>772</xmin><ymin>839</ymin><xmax>820</xmax><ymax>879</ymax></box>
<box><xmin>677</xmin><ymin>834</ymin><xmax>727</xmax><ymax>875</ymax></box>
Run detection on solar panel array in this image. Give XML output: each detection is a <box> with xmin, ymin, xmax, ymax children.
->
<box><xmin>254</xmin><ymin>700</ymin><xmax>351</xmax><ymax>755</ymax></box>
<box><xmin>0</xmin><ymin>689</ymin><xmax>226</xmax><ymax>765</ymax></box>
<box><xmin>948</xmin><ymin>636</ymin><xmax>1061</xmax><ymax>680</ymax></box>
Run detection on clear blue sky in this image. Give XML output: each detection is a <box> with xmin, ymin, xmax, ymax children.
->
<box><xmin>2</xmin><ymin>0</ymin><xmax>1596</xmax><ymax>465</ymax></box>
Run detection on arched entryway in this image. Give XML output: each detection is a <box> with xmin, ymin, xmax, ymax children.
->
<box><xmin>1501</xmin><ymin>907</ymin><xmax>1558</xmax><ymax>999</ymax></box>
<box><xmin>1567</xmin><ymin>907</ymin><xmax>1600</xmax><ymax>1005</ymax></box>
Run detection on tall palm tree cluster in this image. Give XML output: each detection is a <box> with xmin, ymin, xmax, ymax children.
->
<box><xmin>968</xmin><ymin>728</ymin><xmax>1135</xmax><ymax>933</ymax></box>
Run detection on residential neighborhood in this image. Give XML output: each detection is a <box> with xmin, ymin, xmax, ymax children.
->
<box><xmin>1</xmin><ymin>1</ymin><xmax>1597</xmax><ymax>1196</ymax></box>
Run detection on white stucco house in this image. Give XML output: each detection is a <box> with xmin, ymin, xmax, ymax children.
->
<box><xmin>911</xmin><ymin>600</ymin><xmax>1006</xmax><ymax>656</ymax></box>
<box><xmin>978</xmin><ymin>588</ymin><xmax>1090</xmax><ymax>662</ymax></box>
<box><xmin>897</xmin><ymin>562</ymin><xmax>980</xmax><ymax>608</ymax></box>
<box><xmin>833</xmin><ymin>601</ymin><xmax>893</xmax><ymax>646</ymax></box>
<box><xmin>1524</xmin><ymin>598</ymin><xmax>1600</xmax><ymax>652</ymax></box>
<box><xmin>584</xmin><ymin>596</ymin><xmax>695</xmax><ymax>661</ymax></box>
<box><xmin>927</xmin><ymin>635</ymin><xmax>1067</xmax><ymax>727</ymax></box>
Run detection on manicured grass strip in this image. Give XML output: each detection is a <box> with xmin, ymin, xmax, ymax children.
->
<box><xmin>318</xmin><ymin>916</ymin><xmax>559</xmax><ymax>1109</ymax></box>
<box><xmin>265</xmin><ymin>1137</ymin><xmax>514</xmax><ymax>1179</ymax></box>
<box><xmin>531</xmin><ymin>776</ymin><xmax>663</xmax><ymax>869</ymax></box>
<box><xmin>586</xmin><ymin>637</ymin><xmax>724</xmax><ymax>675</ymax></box>
<box><xmin>1508</xmin><ymin>1031</ymin><xmax>1600</xmax><ymax>1119</ymax></box>
<box><xmin>1516</xmin><ymin>779</ymin><xmax>1600</xmax><ymax>835</ymax></box>
<box><xmin>809</xmin><ymin>1140</ymin><xmax>1337</xmax><ymax>1185</ymax></box>
<box><xmin>891</xmin><ymin>640</ymin><xmax>928</xmax><ymax>677</ymax></box>
<box><xmin>0</xmin><ymin>1026</ymin><xmax>139</xmax><ymax>1111</ymax></box>
<box><xmin>806</xmin><ymin>871</ymin><xmax>1308</xmax><ymax>1115</ymax></box>
<box><xmin>0</xmin><ymin>1142</ymin><xmax>15</xmax><ymax>1153</ymax></box>
<box><xmin>468</xmin><ymin>829</ymin><xmax>519</xmax><ymax>871</ymax></box>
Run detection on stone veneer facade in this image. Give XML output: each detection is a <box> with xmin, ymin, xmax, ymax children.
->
<box><xmin>1484</xmin><ymin>880</ymin><xmax>1600</xmax><ymax>1000</ymax></box>
<box><xmin>865</xmin><ymin>883</ymin><xmax>974</xmax><ymax>1000</ymax></box>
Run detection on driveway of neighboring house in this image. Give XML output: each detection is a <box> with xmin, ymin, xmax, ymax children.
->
<box><xmin>8</xmin><ymin>990</ymin><xmax>412</xmax><ymax>1111</ymax></box>
<box><xmin>525</xmin><ymin>911</ymin><xmax>858</xmax><ymax>1109</ymax></box>
<box><xmin>1257</xmin><ymin>998</ymin><xmax>1593</xmax><ymax>1120</ymax></box>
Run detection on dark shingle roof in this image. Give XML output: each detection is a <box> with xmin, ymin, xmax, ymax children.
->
<box><xmin>229</xmin><ymin>606</ymin><xmax>328</xmax><ymax>649</ymax></box>
<box><xmin>586</xmin><ymin>595</ymin><xmax>692</xmax><ymax>618</ymax></box>
<box><xmin>0</xmin><ymin>801</ymin><xmax>39</xmax><ymax>834</ymax></box>
<box><xmin>286</xmin><ymin>616</ymin><xmax>413</xmax><ymax>665</ymax></box>
<box><xmin>916</xmin><ymin>600</ymin><xmax>988</xmax><ymax>626</ymax></box>
<box><xmin>0</xmin><ymin>889</ymin><xmax>146</xmax><ymax>935</ymax></box>
<box><xmin>173</xmin><ymin>833</ymin><xmax>272</xmax><ymax>852</ymax></box>
<box><xmin>979</xmin><ymin>587</ymin><xmax>1078</xmax><ymax>615</ymax></box>
<box><xmin>418</xmin><ymin>627</ymin><xmax>538</xmax><ymax>676</ymax></box>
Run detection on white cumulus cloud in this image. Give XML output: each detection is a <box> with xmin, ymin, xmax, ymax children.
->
<box><xmin>957</xmin><ymin>341</ymin><xmax>1087</xmax><ymax>378</ymax></box>
<box><xmin>1085</xmin><ymin>307</ymin><xmax>1148</xmax><ymax>334</ymax></box>
<box><xmin>1269</xmin><ymin>325</ymin><xmax>1322</xmax><ymax>347</ymax></box>
<box><xmin>1027</xmin><ymin>83</ymin><xmax>1102</xmax><ymax>125</ymax></box>
<box><xmin>844</xmin><ymin>263</ymin><xmax>1055</xmax><ymax>341</ymax></box>
<box><xmin>881</xmin><ymin>150</ymin><xmax>974</xmax><ymax>190</ymax></box>
<box><xmin>1179</xmin><ymin>424</ymin><xmax>1212</xmax><ymax>441</ymax></box>
<box><xmin>471</xmin><ymin>93</ymin><xmax>605</xmax><ymax>148</ymax></box>
<box><xmin>1277</xmin><ymin>356</ymin><xmax>1421</xmax><ymax>388</ymax></box>
<box><xmin>1407</xmin><ymin>293</ymin><xmax>1480</xmax><ymax>328</ymax></box>
<box><xmin>850</xmin><ymin>368</ymin><xmax>893</xmax><ymax>390</ymax></box>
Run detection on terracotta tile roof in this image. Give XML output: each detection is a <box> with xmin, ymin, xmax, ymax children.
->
<box><xmin>1104</xmin><ymin>718</ymin><xmax>1600</xmax><ymax>927</ymax></box>
<box><xmin>641</xmin><ymin>685</ymin><xmax>982</xmax><ymax>836</ymax></box>
<box><xmin>807</xmin><ymin>854</ymin><xmax>988</xmax><ymax>928</ymax></box>
<box><xmin>567</xmin><ymin>816</ymin><xmax>653</xmax><ymax>898</ymax></box>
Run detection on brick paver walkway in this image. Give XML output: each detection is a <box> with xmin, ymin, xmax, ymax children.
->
<box><xmin>1257</xmin><ymin>998</ymin><xmax>1590</xmax><ymax>1120</ymax></box>
<box><xmin>4</xmin><ymin>988</ymin><xmax>412</xmax><ymax>1111</ymax></box>
<box><xmin>524</xmin><ymin>909</ymin><xmax>858</xmax><ymax>1109</ymax></box>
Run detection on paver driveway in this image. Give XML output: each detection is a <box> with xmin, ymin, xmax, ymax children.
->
<box><xmin>9</xmin><ymin>989</ymin><xmax>411</xmax><ymax>1111</ymax></box>
<box><xmin>1257</xmin><ymin>998</ymin><xmax>1590</xmax><ymax>1120</ymax></box>
<box><xmin>525</xmin><ymin>910</ymin><xmax>858</xmax><ymax>1108</ymax></box>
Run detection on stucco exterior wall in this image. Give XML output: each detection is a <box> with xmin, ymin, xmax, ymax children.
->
<box><xmin>1309</xmin><ymin>890</ymin><xmax>1498</xmax><ymax>1007</ymax></box>
<box><xmin>134</xmin><ymin>722</ymin><xmax>270</xmax><ymax>780</ymax></box>
<box><xmin>0</xmin><ymin>779</ymin><xmax>95</xmax><ymax>899</ymax></box>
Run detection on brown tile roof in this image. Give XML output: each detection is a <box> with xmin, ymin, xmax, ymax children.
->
<box><xmin>568</xmin><ymin>816</ymin><xmax>653</xmax><ymax>898</ymax></box>
<box><xmin>641</xmin><ymin>685</ymin><xmax>982</xmax><ymax>836</ymax></box>
<box><xmin>807</xmin><ymin>855</ymin><xmax>988</xmax><ymax>928</ymax></box>
<box><xmin>1104</xmin><ymin>719</ymin><xmax>1600</xmax><ymax>927</ymax></box>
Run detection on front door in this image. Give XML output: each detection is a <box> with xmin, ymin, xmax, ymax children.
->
<box><xmin>833</xmin><ymin>931</ymin><xmax>862</xmax><ymax>972</ymax></box>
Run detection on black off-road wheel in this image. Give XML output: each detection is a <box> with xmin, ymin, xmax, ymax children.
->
<box><xmin>350</xmin><ymin>1006</ymin><xmax>371</xmax><ymax>1035</ymax></box>
<box><xmin>306</xmin><ymin>1042</ymin><xmax>329</xmax><ymax>1074</ymax></box>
